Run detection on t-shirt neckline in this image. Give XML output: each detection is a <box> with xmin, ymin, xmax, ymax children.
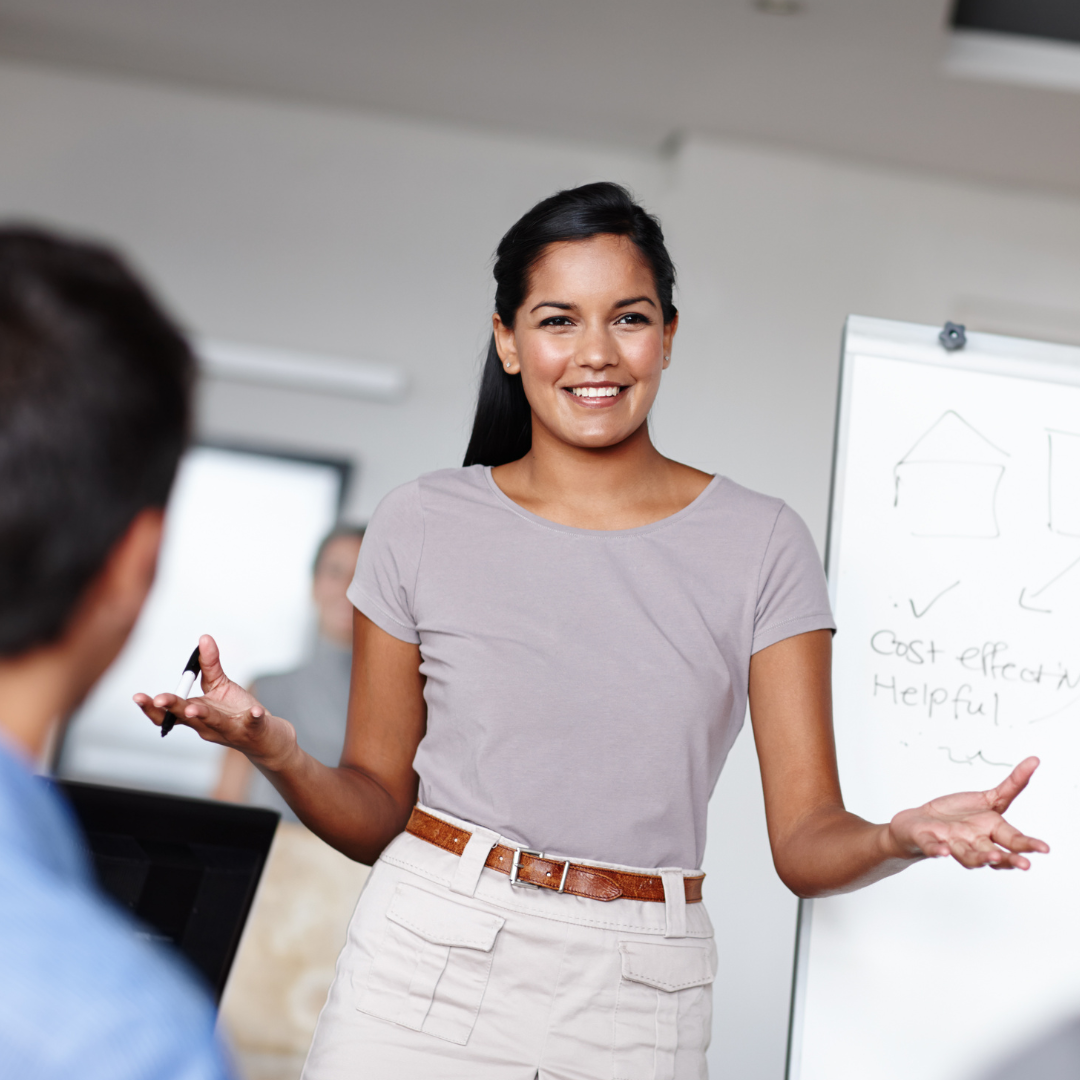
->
<box><xmin>481</xmin><ymin>465</ymin><xmax>724</xmax><ymax>538</ymax></box>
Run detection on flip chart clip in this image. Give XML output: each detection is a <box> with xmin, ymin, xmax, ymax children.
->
<box><xmin>939</xmin><ymin>322</ymin><xmax>966</xmax><ymax>352</ymax></box>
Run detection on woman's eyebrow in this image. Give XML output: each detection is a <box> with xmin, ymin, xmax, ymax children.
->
<box><xmin>528</xmin><ymin>296</ymin><xmax>656</xmax><ymax>314</ymax></box>
<box><xmin>529</xmin><ymin>300</ymin><xmax>574</xmax><ymax>313</ymax></box>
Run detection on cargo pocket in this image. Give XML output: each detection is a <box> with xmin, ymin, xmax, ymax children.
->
<box><xmin>613</xmin><ymin>940</ymin><xmax>717</xmax><ymax>1080</ymax></box>
<box><xmin>357</xmin><ymin>883</ymin><xmax>505</xmax><ymax>1046</ymax></box>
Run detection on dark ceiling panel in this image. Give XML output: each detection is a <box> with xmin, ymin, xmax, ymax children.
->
<box><xmin>952</xmin><ymin>0</ymin><xmax>1080</xmax><ymax>44</ymax></box>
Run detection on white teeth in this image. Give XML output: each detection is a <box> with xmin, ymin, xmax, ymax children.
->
<box><xmin>570</xmin><ymin>386</ymin><xmax>622</xmax><ymax>398</ymax></box>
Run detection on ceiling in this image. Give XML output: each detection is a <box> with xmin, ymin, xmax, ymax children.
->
<box><xmin>1</xmin><ymin>0</ymin><xmax>1079</xmax><ymax>197</ymax></box>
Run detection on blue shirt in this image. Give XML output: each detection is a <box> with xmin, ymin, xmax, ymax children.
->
<box><xmin>0</xmin><ymin>737</ymin><xmax>233</xmax><ymax>1079</ymax></box>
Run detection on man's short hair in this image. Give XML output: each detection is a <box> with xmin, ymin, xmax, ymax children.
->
<box><xmin>0</xmin><ymin>226</ymin><xmax>194</xmax><ymax>655</ymax></box>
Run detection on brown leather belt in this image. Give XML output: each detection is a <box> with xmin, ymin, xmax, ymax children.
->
<box><xmin>406</xmin><ymin>807</ymin><xmax>703</xmax><ymax>904</ymax></box>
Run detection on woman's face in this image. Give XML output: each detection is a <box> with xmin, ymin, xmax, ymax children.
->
<box><xmin>493</xmin><ymin>234</ymin><xmax>677</xmax><ymax>452</ymax></box>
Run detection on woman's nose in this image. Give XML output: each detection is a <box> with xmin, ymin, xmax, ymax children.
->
<box><xmin>577</xmin><ymin>324</ymin><xmax>617</xmax><ymax>369</ymax></box>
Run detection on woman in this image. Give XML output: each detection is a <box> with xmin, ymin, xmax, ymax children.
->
<box><xmin>136</xmin><ymin>183</ymin><xmax>1047</xmax><ymax>1079</ymax></box>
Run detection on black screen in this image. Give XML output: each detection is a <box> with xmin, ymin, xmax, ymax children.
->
<box><xmin>58</xmin><ymin>780</ymin><xmax>279</xmax><ymax>1002</ymax></box>
<box><xmin>952</xmin><ymin>0</ymin><xmax>1080</xmax><ymax>46</ymax></box>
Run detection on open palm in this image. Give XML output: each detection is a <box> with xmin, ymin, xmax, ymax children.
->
<box><xmin>132</xmin><ymin>633</ymin><xmax>295</xmax><ymax>766</ymax></box>
<box><xmin>889</xmin><ymin>757</ymin><xmax>1049</xmax><ymax>870</ymax></box>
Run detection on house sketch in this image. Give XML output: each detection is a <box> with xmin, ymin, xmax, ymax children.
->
<box><xmin>893</xmin><ymin>411</ymin><xmax>1009</xmax><ymax>538</ymax></box>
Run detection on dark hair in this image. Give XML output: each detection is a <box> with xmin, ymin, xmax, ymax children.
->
<box><xmin>0</xmin><ymin>226</ymin><xmax>195</xmax><ymax>655</ymax></box>
<box><xmin>312</xmin><ymin>524</ymin><xmax>365</xmax><ymax>575</ymax></box>
<box><xmin>463</xmin><ymin>182</ymin><xmax>677</xmax><ymax>468</ymax></box>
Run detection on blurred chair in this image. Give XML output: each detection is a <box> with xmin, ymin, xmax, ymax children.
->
<box><xmin>218</xmin><ymin>824</ymin><xmax>369</xmax><ymax>1080</ymax></box>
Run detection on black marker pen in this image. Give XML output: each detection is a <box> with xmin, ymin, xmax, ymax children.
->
<box><xmin>161</xmin><ymin>646</ymin><xmax>201</xmax><ymax>737</ymax></box>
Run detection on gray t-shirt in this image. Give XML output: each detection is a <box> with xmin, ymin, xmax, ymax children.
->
<box><xmin>247</xmin><ymin>636</ymin><xmax>351</xmax><ymax>823</ymax></box>
<box><xmin>348</xmin><ymin>465</ymin><xmax>834</xmax><ymax>869</ymax></box>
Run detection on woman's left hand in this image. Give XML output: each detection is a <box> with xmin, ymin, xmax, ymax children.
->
<box><xmin>887</xmin><ymin>756</ymin><xmax>1050</xmax><ymax>870</ymax></box>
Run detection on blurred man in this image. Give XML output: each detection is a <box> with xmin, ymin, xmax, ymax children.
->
<box><xmin>0</xmin><ymin>227</ymin><xmax>232</xmax><ymax>1079</ymax></box>
<box><xmin>214</xmin><ymin>527</ymin><xmax>363</xmax><ymax>821</ymax></box>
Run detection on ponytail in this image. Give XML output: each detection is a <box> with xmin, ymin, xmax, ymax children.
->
<box><xmin>463</xmin><ymin>335</ymin><xmax>532</xmax><ymax>467</ymax></box>
<box><xmin>462</xmin><ymin>182</ymin><xmax>676</xmax><ymax>468</ymax></box>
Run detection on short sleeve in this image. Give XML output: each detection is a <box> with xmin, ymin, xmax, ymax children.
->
<box><xmin>346</xmin><ymin>480</ymin><xmax>425</xmax><ymax>644</ymax></box>
<box><xmin>752</xmin><ymin>503</ymin><xmax>835</xmax><ymax>654</ymax></box>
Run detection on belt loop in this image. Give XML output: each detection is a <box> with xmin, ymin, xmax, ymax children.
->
<box><xmin>661</xmin><ymin>870</ymin><xmax>687</xmax><ymax>938</ymax></box>
<box><xmin>451</xmin><ymin>826</ymin><xmax>499</xmax><ymax>897</ymax></box>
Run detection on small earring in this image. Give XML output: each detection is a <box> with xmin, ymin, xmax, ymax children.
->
<box><xmin>505</xmin><ymin>362</ymin><xmax>511</xmax><ymax>369</ymax></box>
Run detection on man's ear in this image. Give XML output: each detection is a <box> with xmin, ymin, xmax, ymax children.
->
<box><xmin>107</xmin><ymin>508</ymin><xmax>165</xmax><ymax>612</ymax></box>
<box><xmin>65</xmin><ymin>508</ymin><xmax>165</xmax><ymax>656</ymax></box>
<box><xmin>48</xmin><ymin>507</ymin><xmax>166</xmax><ymax>719</ymax></box>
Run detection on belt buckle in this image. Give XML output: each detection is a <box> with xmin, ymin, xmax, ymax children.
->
<box><xmin>509</xmin><ymin>847</ymin><xmax>542</xmax><ymax>889</ymax></box>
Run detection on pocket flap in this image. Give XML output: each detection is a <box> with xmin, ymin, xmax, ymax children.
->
<box><xmin>386</xmin><ymin>883</ymin><xmax>505</xmax><ymax>951</ymax></box>
<box><xmin>619</xmin><ymin>941</ymin><xmax>716</xmax><ymax>992</ymax></box>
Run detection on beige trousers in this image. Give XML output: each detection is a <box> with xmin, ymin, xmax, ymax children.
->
<box><xmin>302</xmin><ymin>806</ymin><xmax>716</xmax><ymax>1080</ymax></box>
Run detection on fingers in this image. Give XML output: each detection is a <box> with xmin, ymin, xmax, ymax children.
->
<box><xmin>135</xmin><ymin>686</ymin><xmax>271</xmax><ymax>751</ymax></box>
<box><xmin>133</xmin><ymin>692</ymin><xmax>168</xmax><ymax>727</ymax></box>
<box><xmin>910</xmin><ymin>817</ymin><xmax>1045</xmax><ymax>870</ymax></box>
<box><xmin>197</xmin><ymin>633</ymin><xmax>227</xmax><ymax>692</ymax></box>
<box><xmin>908</xmin><ymin>828</ymin><xmax>951</xmax><ymax>859</ymax></box>
<box><xmin>944</xmin><ymin>830</ymin><xmax>1045</xmax><ymax>871</ymax></box>
<box><xmin>134</xmin><ymin>691</ymin><xmax>212</xmax><ymax>732</ymax></box>
<box><xmin>134</xmin><ymin>691</ymin><xmax>200</xmax><ymax>732</ymax></box>
<box><xmin>945</xmin><ymin>835</ymin><xmax>1011</xmax><ymax>870</ymax></box>
<box><xmin>990</xmin><ymin>817</ymin><xmax>1050</xmax><ymax>858</ymax></box>
<box><xmin>988</xmin><ymin>756</ymin><xmax>1040</xmax><ymax>813</ymax></box>
<box><xmin>923</xmin><ymin>833</ymin><xmax>1001</xmax><ymax>867</ymax></box>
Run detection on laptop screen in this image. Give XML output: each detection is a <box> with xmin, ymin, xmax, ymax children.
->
<box><xmin>58</xmin><ymin>779</ymin><xmax>278</xmax><ymax>1002</ymax></box>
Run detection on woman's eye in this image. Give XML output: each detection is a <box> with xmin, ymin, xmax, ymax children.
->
<box><xmin>539</xmin><ymin>316</ymin><xmax>574</xmax><ymax>327</ymax></box>
<box><xmin>616</xmin><ymin>312</ymin><xmax>650</xmax><ymax>325</ymax></box>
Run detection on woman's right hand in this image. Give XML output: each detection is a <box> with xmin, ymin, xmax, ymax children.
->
<box><xmin>133</xmin><ymin>633</ymin><xmax>297</xmax><ymax>770</ymax></box>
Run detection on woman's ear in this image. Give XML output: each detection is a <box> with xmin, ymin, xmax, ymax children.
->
<box><xmin>662</xmin><ymin>311</ymin><xmax>679</xmax><ymax>370</ymax></box>
<box><xmin>492</xmin><ymin>313</ymin><xmax>520</xmax><ymax>375</ymax></box>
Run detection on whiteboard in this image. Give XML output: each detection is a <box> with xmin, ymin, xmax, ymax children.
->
<box><xmin>58</xmin><ymin>444</ymin><xmax>346</xmax><ymax>797</ymax></box>
<box><xmin>789</xmin><ymin>317</ymin><xmax>1080</xmax><ymax>1080</ymax></box>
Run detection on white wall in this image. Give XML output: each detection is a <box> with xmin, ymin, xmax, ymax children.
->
<box><xmin>0</xmin><ymin>60</ymin><xmax>664</xmax><ymax>518</ymax></box>
<box><xmin>4</xmin><ymin>58</ymin><xmax>1080</xmax><ymax>1080</ymax></box>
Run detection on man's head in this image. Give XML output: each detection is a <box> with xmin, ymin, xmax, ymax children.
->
<box><xmin>0</xmin><ymin>226</ymin><xmax>194</xmax><ymax>751</ymax></box>
<box><xmin>312</xmin><ymin>527</ymin><xmax>364</xmax><ymax>647</ymax></box>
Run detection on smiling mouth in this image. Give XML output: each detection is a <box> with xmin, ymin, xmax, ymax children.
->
<box><xmin>565</xmin><ymin>385</ymin><xmax>628</xmax><ymax>399</ymax></box>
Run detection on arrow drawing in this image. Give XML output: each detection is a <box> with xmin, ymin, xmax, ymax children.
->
<box><xmin>1019</xmin><ymin>554</ymin><xmax>1080</xmax><ymax>614</ymax></box>
<box><xmin>909</xmin><ymin>580</ymin><xmax>960</xmax><ymax>619</ymax></box>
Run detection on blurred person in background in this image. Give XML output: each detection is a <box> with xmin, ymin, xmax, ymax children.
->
<box><xmin>0</xmin><ymin>227</ymin><xmax>232</xmax><ymax>1080</ymax></box>
<box><xmin>213</xmin><ymin>527</ymin><xmax>363</xmax><ymax>821</ymax></box>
